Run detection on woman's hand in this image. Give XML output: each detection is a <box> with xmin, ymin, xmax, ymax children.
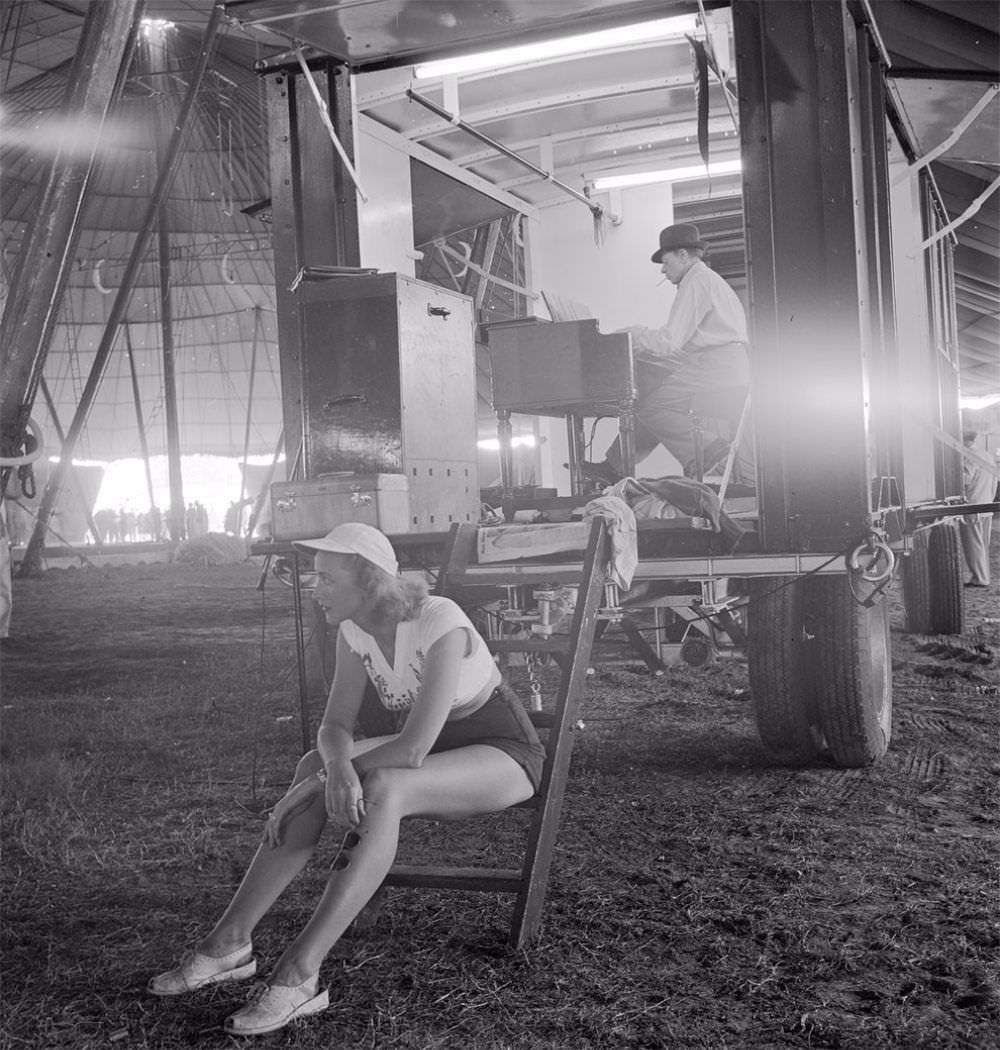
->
<box><xmin>324</xmin><ymin>761</ymin><xmax>367</xmax><ymax>827</ymax></box>
<box><xmin>262</xmin><ymin>775</ymin><xmax>322</xmax><ymax>848</ymax></box>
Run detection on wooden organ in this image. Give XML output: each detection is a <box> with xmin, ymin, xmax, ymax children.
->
<box><xmin>484</xmin><ymin>317</ymin><xmax>637</xmax><ymax>497</ymax></box>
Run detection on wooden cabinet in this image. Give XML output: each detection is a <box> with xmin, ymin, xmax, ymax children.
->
<box><xmin>295</xmin><ymin>273</ymin><xmax>480</xmax><ymax>530</ymax></box>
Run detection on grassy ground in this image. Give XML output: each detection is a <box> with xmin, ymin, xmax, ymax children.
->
<box><xmin>1</xmin><ymin>545</ymin><xmax>998</xmax><ymax>1049</ymax></box>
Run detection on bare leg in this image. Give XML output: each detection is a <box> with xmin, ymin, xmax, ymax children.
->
<box><xmin>197</xmin><ymin>735</ymin><xmax>401</xmax><ymax>956</ymax></box>
<box><xmin>197</xmin><ymin>750</ymin><xmax>328</xmax><ymax>955</ymax></box>
<box><xmin>268</xmin><ymin>746</ymin><xmax>534</xmax><ymax>986</ymax></box>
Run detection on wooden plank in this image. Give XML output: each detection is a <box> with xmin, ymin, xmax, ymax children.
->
<box><xmin>487</xmin><ymin>637</ymin><xmax>570</xmax><ymax>655</ymax></box>
<box><xmin>386</xmin><ymin>866</ymin><xmax>523</xmax><ymax>893</ymax></box>
<box><xmin>453</xmin><ymin>567</ymin><xmax>585</xmax><ymax>586</ymax></box>
<box><xmin>527</xmin><ymin>712</ymin><xmax>556</xmax><ymax>731</ymax></box>
<box><xmin>509</xmin><ymin>518</ymin><xmax>608</xmax><ymax>948</ymax></box>
<box><xmin>476</xmin><ymin>522</ymin><xmax>592</xmax><ymax>563</ymax></box>
<box><xmin>431</xmin><ymin>522</ymin><xmax>462</xmax><ymax>596</ymax></box>
<box><xmin>384</xmin><ymin>518</ymin><xmax>608</xmax><ymax>949</ymax></box>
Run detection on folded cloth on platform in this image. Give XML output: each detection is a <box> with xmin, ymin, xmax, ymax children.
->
<box><xmin>607</xmin><ymin>476</ymin><xmax>746</xmax><ymax>554</ymax></box>
<box><xmin>582</xmin><ymin>495</ymin><xmax>637</xmax><ymax>589</ymax></box>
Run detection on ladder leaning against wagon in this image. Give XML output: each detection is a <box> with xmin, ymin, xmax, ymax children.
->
<box><xmin>355</xmin><ymin>517</ymin><xmax>612</xmax><ymax>948</ymax></box>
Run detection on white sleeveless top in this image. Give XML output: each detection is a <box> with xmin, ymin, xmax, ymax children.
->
<box><xmin>338</xmin><ymin>596</ymin><xmax>498</xmax><ymax>716</ymax></box>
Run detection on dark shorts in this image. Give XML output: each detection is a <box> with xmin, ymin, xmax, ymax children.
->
<box><xmin>429</xmin><ymin>682</ymin><xmax>546</xmax><ymax>793</ymax></box>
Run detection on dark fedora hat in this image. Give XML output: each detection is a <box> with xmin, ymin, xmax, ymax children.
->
<box><xmin>651</xmin><ymin>223</ymin><xmax>706</xmax><ymax>262</ymax></box>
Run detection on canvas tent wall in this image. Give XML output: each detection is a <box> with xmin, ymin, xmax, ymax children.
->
<box><xmin>2</xmin><ymin>18</ymin><xmax>282</xmax><ymax>540</ymax></box>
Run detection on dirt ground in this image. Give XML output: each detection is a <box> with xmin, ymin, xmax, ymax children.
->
<box><xmin>1</xmin><ymin>532</ymin><xmax>997</xmax><ymax>1049</ymax></box>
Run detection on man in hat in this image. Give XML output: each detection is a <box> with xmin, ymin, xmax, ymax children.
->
<box><xmin>584</xmin><ymin>222</ymin><xmax>751</xmax><ymax>483</ymax></box>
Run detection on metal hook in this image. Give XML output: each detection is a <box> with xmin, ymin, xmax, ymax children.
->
<box><xmin>846</xmin><ymin>537</ymin><xmax>895</xmax><ymax>583</ymax></box>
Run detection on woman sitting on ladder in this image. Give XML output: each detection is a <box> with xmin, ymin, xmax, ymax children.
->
<box><xmin>148</xmin><ymin>522</ymin><xmax>545</xmax><ymax>1036</ymax></box>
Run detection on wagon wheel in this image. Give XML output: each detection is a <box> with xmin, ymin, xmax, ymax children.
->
<box><xmin>929</xmin><ymin>523</ymin><xmax>965</xmax><ymax>636</ymax></box>
<box><xmin>901</xmin><ymin>529</ymin><xmax>933</xmax><ymax>634</ymax></box>
<box><xmin>807</xmin><ymin>575</ymin><xmax>892</xmax><ymax>767</ymax></box>
<box><xmin>746</xmin><ymin>577</ymin><xmax>823</xmax><ymax>765</ymax></box>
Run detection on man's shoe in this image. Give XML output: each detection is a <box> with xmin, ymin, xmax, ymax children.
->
<box><xmin>581</xmin><ymin>460</ymin><xmax>621</xmax><ymax>485</ymax></box>
<box><xmin>964</xmin><ymin>581</ymin><xmax>989</xmax><ymax>588</ymax></box>
<box><xmin>148</xmin><ymin>944</ymin><xmax>256</xmax><ymax>996</ymax></box>
<box><xmin>224</xmin><ymin>976</ymin><xmax>329</xmax><ymax>1036</ymax></box>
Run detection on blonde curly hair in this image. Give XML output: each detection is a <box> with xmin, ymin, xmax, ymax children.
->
<box><xmin>353</xmin><ymin>556</ymin><xmax>428</xmax><ymax>622</ymax></box>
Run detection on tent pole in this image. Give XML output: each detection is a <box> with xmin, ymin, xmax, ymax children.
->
<box><xmin>247</xmin><ymin>426</ymin><xmax>284</xmax><ymax>539</ymax></box>
<box><xmin>0</xmin><ymin>0</ymin><xmax>144</xmax><ymax>498</ymax></box>
<box><xmin>37</xmin><ymin>378</ymin><xmax>103</xmax><ymax>548</ymax></box>
<box><xmin>157</xmin><ymin>207</ymin><xmax>185</xmax><ymax>543</ymax></box>
<box><xmin>239</xmin><ymin>307</ymin><xmax>262</xmax><ymax>505</ymax></box>
<box><xmin>123</xmin><ymin>322</ymin><xmax>159</xmax><ymax>531</ymax></box>
<box><xmin>18</xmin><ymin>3</ymin><xmax>224</xmax><ymax>576</ymax></box>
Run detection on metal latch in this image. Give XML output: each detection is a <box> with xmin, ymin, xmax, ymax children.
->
<box><xmin>350</xmin><ymin>485</ymin><xmax>373</xmax><ymax>507</ymax></box>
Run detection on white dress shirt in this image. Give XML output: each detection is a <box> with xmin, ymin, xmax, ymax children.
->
<box><xmin>629</xmin><ymin>259</ymin><xmax>747</xmax><ymax>367</ymax></box>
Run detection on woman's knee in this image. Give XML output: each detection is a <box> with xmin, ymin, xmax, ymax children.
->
<box><xmin>359</xmin><ymin>766</ymin><xmax>407</xmax><ymax>812</ymax></box>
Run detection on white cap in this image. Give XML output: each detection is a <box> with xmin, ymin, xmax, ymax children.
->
<box><xmin>294</xmin><ymin>522</ymin><xmax>398</xmax><ymax>576</ymax></box>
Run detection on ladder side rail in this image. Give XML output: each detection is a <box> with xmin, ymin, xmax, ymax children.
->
<box><xmin>431</xmin><ymin>521</ymin><xmax>472</xmax><ymax>596</ymax></box>
<box><xmin>508</xmin><ymin>518</ymin><xmax>609</xmax><ymax>947</ymax></box>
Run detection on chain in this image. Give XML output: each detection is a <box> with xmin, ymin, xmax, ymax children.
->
<box><xmin>525</xmin><ymin>651</ymin><xmax>543</xmax><ymax>713</ymax></box>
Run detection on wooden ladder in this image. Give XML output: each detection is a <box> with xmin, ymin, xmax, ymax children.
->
<box><xmin>373</xmin><ymin>518</ymin><xmax>610</xmax><ymax>949</ymax></box>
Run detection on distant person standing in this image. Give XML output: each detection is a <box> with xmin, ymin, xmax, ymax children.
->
<box><xmin>959</xmin><ymin>429</ymin><xmax>995</xmax><ymax>588</ymax></box>
<box><xmin>0</xmin><ymin>498</ymin><xmax>11</xmax><ymax>639</ymax></box>
<box><xmin>583</xmin><ymin>223</ymin><xmax>751</xmax><ymax>482</ymax></box>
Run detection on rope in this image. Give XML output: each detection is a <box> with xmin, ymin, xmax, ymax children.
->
<box><xmin>434</xmin><ymin>240</ymin><xmax>539</xmax><ymax>300</ymax></box>
<box><xmin>8</xmin><ymin>497</ymin><xmax>96</xmax><ymax>568</ymax></box>
<box><xmin>624</xmin><ymin>533</ymin><xmax>893</xmax><ymax>650</ymax></box>
<box><xmin>0</xmin><ymin>419</ymin><xmax>44</xmax><ymax>467</ymax></box>
<box><xmin>922</xmin><ymin>172</ymin><xmax>1000</xmax><ymax>251</ymax></box>
<box><xmin>901</xmin><ymin>84</ymin><xmax>999</xmax><ymax>183</ymax></box>
<box><xmin>294</xmin><ymin>47</ymin><xmax>368</xmax><ymax>202</ymax></box>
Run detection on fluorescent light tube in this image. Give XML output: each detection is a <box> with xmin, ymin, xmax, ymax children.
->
<box><xmin>414</xmin><ymin>15</ymin><xmax>699</xmax><ymax>79</ymax></box>
<box><xmin>592</xmin><ymin>159</ymin><xmax>743</xmax><ymax>191</ymax></box>
<box><xmin>960</xmin><ymin>394</ymin><xmax>1000</xmax><ymax>410</ymax></box>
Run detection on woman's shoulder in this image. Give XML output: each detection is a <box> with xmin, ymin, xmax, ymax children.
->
<box><xmin>414</xmin><ymin>595</ymin><xmax>472</xmax><ymax>631</ymax></box>
<box><xmin>417</xmin><ymin>594</ymin><xmax>465</xmax><ymax>618</ymax></box>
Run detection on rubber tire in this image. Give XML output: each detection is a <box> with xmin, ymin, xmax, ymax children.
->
<box><xmin>901</xmin><ymin>529</ymin><xmax>933</xmax><ymax>635</ymax></box>
<box><xmin>747</xmin><ymin>576</ymin><xmax>824</xmax><ymax>765</ymax></box>
<box><xmin>680</xmin><ymin>634</ymin><xmax>713</xmax><ymax>667</ymax></box>
<box><xmin>928</xmin><ymin>522</ymin><xmax>965</xmax><ymax>636</ymax></box>
<box><xmin>808</xmin><ymin>575</ymin><xmax>892</xmax><ymax>767</ymax></box>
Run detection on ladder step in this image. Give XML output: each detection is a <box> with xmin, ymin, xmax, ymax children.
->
<box><xmin>527</xmin><ymin>711</ymin><xmax>555</xmax><ymax>731</ymax></box>
<box><xmin>487</xmin><ymin>637</ymin><xmax>570</xmax><ymax>655</ymax></box>
<box><xmin>452</xmin><ymin>567</ymin><xmax>584</xmax><ymax>586</ymax></box>
<box><xmin>386</xmin><ymin>865</ymin><xmax>523</xmax><ymax>893</ymax></box>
